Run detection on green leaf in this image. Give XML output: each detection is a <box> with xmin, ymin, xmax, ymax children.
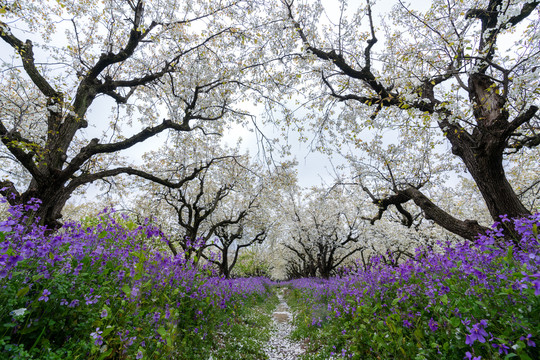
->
<box><xmin>121</xmin><ymin>285</ymin><xmax>131</xmax><ymax>296</ymax></box>
<box><xmin>449</xmin><ymin>317</ymin><xmax>461</xmax><ymax>328</ymax></box>
<box><xmin>102</xmin><ymin>325</ymin><xmax>115</xmax><ymax>337</ymax></box>
<box><xmin>157</xmin><ymin>326</ymin><xmax>167</xmax><ymax>338</ymax></box>
<box><xmin>98</xmin><ymin>347</ymin><xmax>113</xmax><ymax>360</ymax></box>
<box><xmin>17</xmin><ymin>286</ymin><xmax>30</xmax><ymax>297</ymax></box>
<box><xmin>440</xmin><ymin>294</ymin><xmax>448</xmax><ymax>305</ymax></box>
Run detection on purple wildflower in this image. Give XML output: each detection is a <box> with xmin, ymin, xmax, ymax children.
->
<box><xmin>403</xmin><ymin>319</ymin><xmax>413</xmax><ymax>328</ymax></box>
<box><xmin>520</xmin><ymin>334</ymin><xmax>536</xmax><ymax>347</ymax></box>
<box><xmin>428</xmin><ymin>317</ymin><xmax>438</xmax><ymax>332</ymax></box>
<box><xmin>464</xmin><ymin>352</ymin><xmax>481</xmax><ymax>360</ymax></box>
<box><xmin>90</xmin><ymin>327</ymin><xmax>104</xmax><ymax>346</ymax></box>
<box><xmin>533</xmin><ymin>279</ymin><xmax>540</xmax><ymax>296</ymax></box>
<box><xmin>38</xmin><ymin>289</ymin><xmax>51</xmax><ymax>302</ymax></box>
<box><xmin>465</xmin><ymin>320</ymin><xmax>488</xmax><ymax>345</ymax></box>
<box><xmin>491</xmin><ymin>342</ymin><xmax>510</xmax><ymax>355</ymax></box>
<box><xmin>0</xmin><ymin>219</ymin><xmax>17</xmax><ymax>232</ymax></box>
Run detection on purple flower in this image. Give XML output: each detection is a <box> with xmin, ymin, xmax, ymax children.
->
<box><xmin>136</xmin><ymin>350</ymin><xmax>143</xmax><ymax>359</ymax></box>
<box><xmin>491</xmin><ymin>342</ymin><xmax>510</xmax><ymax>354</ymax></box>
<box><xmin>520</xmin><ymin>334</ymin><xmax>536</xmax><ymax>347</ymax></box>
<box><xmin>0</xmin><ymin>219</ymin><xmax>17</xmax><ymax>232</ymax></box>
<box><xmin>402</xmin><ymin>319</ymin><xmax>412</xmax><ymax>328</ymax></box>
<box><xmin>465</xmin><ymin>320</ymin><xmax>488</xmax><ymax>345</ymax></box>
<box><xmin>38</xmin><ymin>289</ymin><xmax>51</xmax><ymax>302</ymax></box>
<box><xmin>428</xmin><ymin>317</ymin><xmax>438</xmax><ymax>332</ymax></box>
<box><xmin>464</xmin><ymin>352</ymin><xmax>481</xmax><ymax>360</ymax></box>
<box><xmin>533</xmin><ymin>279</ymin><xmax>540</xmax><ymax>296</ymax></box>
<box><xmin>90</xmin><ymin>327</ymin><xmax>103</xmax><ymax>346</ymax></box>
<box><xmin>101</xmin><ymin>308</ymin><xmax>108</xmax><ymax>318</ymax></box>
<box><xmin>85</xmin><ymin>294</ymin><xmax>101</xmax><ymax>305</ymax></box>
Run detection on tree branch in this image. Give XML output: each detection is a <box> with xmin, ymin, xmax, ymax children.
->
<box><xmin>0</xmin><ymin>121</ymin><xmax>41</xmax><ymax>179</ymax></box>
<box><xmin>67</xmin><ymin>157</ymin><xmax>228</xmax><ymax>191</ymax></box>
<box><xmin>64</xmin><ymin>119</ymin><xmax>193</xmax><ymax>177</ymax></box>
<box><xmin>0</xmin><ymin>21</ymin><xmax>61</xmax><ymax>99</ymax></box>
<box><xmin>399</xmin><ymin>186</ymin><xmax>489</xmax><ymax>240</ymax></box>
<box><xmin>0</xmin><ymin>180</ymin><xmax>21</xmax><ymax>205</ymax></box>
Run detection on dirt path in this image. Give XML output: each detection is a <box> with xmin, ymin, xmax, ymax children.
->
<box><xmin>264</xmin><ymin>289</ymin><xmax>305</xmax><ymax>360</ymax></box>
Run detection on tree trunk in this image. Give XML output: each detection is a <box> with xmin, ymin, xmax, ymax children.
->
<box><xmin>442</xmin><ymin>72</ymin><xmax>532</xmax><ymax>222</ymax></box>
<box><xmin>16</xmin><ymin>182</ymin><xmax>71</xmax><ymax>230</ymax></box>
<box><xmin>221</xmin><ymin>246</ymin><xmax>230</xmax><ymax>279</ymax></box>
<box><xmin>455</xmin><ymin>142</ymin><xmax>530</xmax><ymax>221</ymax></box>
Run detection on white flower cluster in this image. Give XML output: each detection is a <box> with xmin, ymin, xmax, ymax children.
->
<box><xmin>47</xmin><ymin>103</ymin><xmax>62</xmax><ymax>114</ymax></box>
<box><xmin>0</xmin><ymin>23</ymin><xmax>12</xmax><ymax>36</ymax></box>
<box><xmin>10</xmin><ymin>308</ymin><xmax>27</xmax><ymax>317</ymax></box>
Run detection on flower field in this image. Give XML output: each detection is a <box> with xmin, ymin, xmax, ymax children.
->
<box><xmin>1</xmin><ymin>197</ymin><xmax>539</xmax><ymax>359</ymax></box>
<box><xmin>284</xmin><ymin>214</ymin><xmax>540</xmax><ymax>359</ymax></box>
<box><xmin>0</xmin><ymin>199</ymin><xmax>274</xmax><ymax>359</ymax></box>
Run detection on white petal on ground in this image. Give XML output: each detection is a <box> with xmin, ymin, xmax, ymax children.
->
<box><xmin>264</xmin><ymin>290</ymin><xmax>305</xmax><ymax>360</ymax></box>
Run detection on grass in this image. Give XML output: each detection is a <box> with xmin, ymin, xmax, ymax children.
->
<box><xmin>209</xmin><ymin>289</ymin><xmax>279</xmax><ymax>360</ymax></box>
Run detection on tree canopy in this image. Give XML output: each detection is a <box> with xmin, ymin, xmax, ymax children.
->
<box><xmin>1</xmin><ymin>0</ymin><xmax>539</xmax><ymax>276</ymax></box>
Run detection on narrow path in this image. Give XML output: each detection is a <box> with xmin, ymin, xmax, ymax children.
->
<box><xmin>264</xmin><ymin>289</ymin><xmax>305</xmax><ymax>360</ymax></box>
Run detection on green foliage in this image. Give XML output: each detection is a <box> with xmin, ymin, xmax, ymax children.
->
<box><xmin>233</xmin><ymin>248</ymin><xmax>272</xmax><ymax>278</ymax></box>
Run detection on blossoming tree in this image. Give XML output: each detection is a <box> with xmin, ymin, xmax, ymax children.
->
<box><xmin>128</xmin><ymin>133</ymin><xmax>290</xmax><ymax>270</ymax></box>
<box><xmin>0</xmin><ymin>0</ymin><xmax>268</xmax><ymax>228</ymax></box>
<box><xmin>278</xmin><ymin>0</ymin><xmax>539</xmax><ymax>240</ymax></box>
